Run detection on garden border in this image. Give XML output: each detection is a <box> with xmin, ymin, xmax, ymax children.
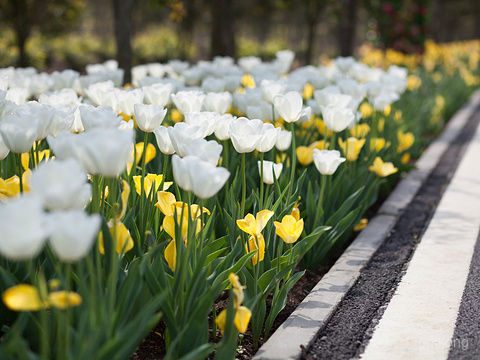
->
<box><xmin>253</xmin><ymin>89</ymin><xmax>480</xmax><ymax>360</ymax></box>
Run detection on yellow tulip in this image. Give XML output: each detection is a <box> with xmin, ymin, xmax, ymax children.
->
<box><xmin>216</xmin><ymin>305</ymin><xmax>252</xmax><ymax>335</ymax></box>
<box><xmin>296</xmin><ymin>141</ymin><xmax>329</xmax><ymax>166</ymax></box>
<box><xmin>170</xmin><ymin>109</ymin><xmax>183</xmax><ymax>123</ymax></box>
<box><xmin>48</xmin><ymin>291</ymin><xmax>82</xmax><ymax>309</ymax></box>
<box><xmin>291</xmin><ymin>204</ymin><xmax>300</xmax><ymax>221</ymax></box>
<box><xmin>369</xmin><ymin>157</ymin><xmax>398</xmax><ymax>177</ymax></box>
<box><xmin>98</xmin><ymin>219</ymin><xmax>134</xmax><ymax>255</ymax></box>
<box><xmin>0</xmin><ymin>171</ymin><xmax>31</xmax><ymax>201</ymax></box>
<box><xmin>354</xmin><ymin>218</ymin><xmax>368</xmax><ymax>231</ymax></box>
<box><xmin>274</xmin><ymin>215</ymin><xmax>304</xmax><ymax>244</ymax></box>
<box><xmin>370</xmin><ymin>138</ymin><xmax>389</xmax><ymax>152</ymax></box>
<box><xmin>229</xmin><ymin>273</ymin><xmax>245</xmax><ymax>308</ymax></box>
<box><xmin>246</xmin><ymin>234</ymin><xmax>265</xmax><ymax>266</ymax></box>
<box><xmin>314</xmin><ymin>118</ymin><xmax>333</xmax><ymax>138</ymax></box>
<box><xmin>155</xmin><ymin>191</ymin><xmax>210</xmax><ymax>218</ymax></box>
<box><xmin>127</xmin><ymin>142</ymin><xmax>157</xmax><ymax>174</ymax></box>
<box><xmin>296</xmin><ymin>146</ymin><xmax>314</xmax><ymax>166</ymax></box>
<box><xmin>163</xmin><ymin>212</ymin><xmax>201</xmax><ymax>242</ymax></box>
<box><xmin>407</xmin><ymin>75</ymin><xmax>422</xmax><ymax>90</ymax></box>
<box><xmin>2</xmin><ymin>284</ymin><xmax>82</xmax><ymax>311</ymax></box>
<box><xmin>349</xmin><ymin>123</ymin><xmax>370</xmax><ymax>138</ymax></box>
<box><xmin>234</xmin><ymin>306</ymin><xmax>252</xmax><ymax>333</ymax></box>
<box><xmin>397</xmin><ymin>131</ymin><xmax>414</xmax><ymax>153</ymax></box>
<box><xmin>377</xmin><ymin>117</ymin><xmax>385</xmax><ymax>133</ymax></box>
<box><xmin>21</xmin><ymin>149</ymin><xmax>51</xmax><ymax>170</ymax></box>
<box><xmin>401</xmin><ymin>153</ymin><xmax>411</xmax><ymax>164</ymax></box>
<box><xmin>383</xmin><ymin>105</ymin><xmax>391</xmax><ymax>117</ymax></box>
<box><xmin>164</xmin><ymin>239</ymin><xmax>177</xmax><ymax>271</ymax></box>
<box><xmin>2</xmin><ymin>284</ymin><xmax>46</xmax><ymax>311</ymax></box>
<box><xmin>359</xmin><ymin>102</ymin><xmax>373</xmax><ymax>118</ymax></box>
<box><xmin>133</xmin><ymin>174</ymin><xmax>172</xmax><ymax>197</ymax></box>
<box><xmin>216</xmin><ymin>273</ymin><xmax>252</xmax><ymax>335</ymax></box>
<box><xmin>338</xmin><ymin>137</ymin><xmax>366</xmax><ymax>162</ymax></box>
<box><xmin>241</xmin><ymin>73</ymin><xmax>256</xmax><ymax>88</ymax></box>
<box><xmin>303</xmin><ymin>83</ymin><xmax>314</xmax><ymax>100</ymax></box>
<box><xmin>237</xmin><ymin>210</ymin><xmax>274</xmax><ymax>237</ymax></box>
<box><xmin>155</xmin><ymin>191</ymin><xmax>177</xmax><ymax>216</ymax></box>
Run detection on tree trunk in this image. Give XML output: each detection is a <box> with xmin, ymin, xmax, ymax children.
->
<box><xmin>112</xmin><ymin>0</ymin><xmax>133</xmax><ymax>85</ymax></box>
<box><xmin>304</xmin><ymin>0</ymin><xmax>321</xmax><ymax>66</ymax></box>
<box><xmin>210</xmin><ymin>0</ymin><xmax>236</xmax><ymax>58</ymax></box>
<box><xmin>10</xmin><ymin>0</ymin><xmax>32</xmax><ymax>67</ymax></box>
<box><xmin>179</xmin><ymin>0</ymin><xmax>196</xmax><ymax>60</ymax></box>
<box><xmin>305</xmin><ymin>15</ymin><xmax>317</xmax><ymax>65</ymax></box>
<box><xmin>338</xmin><ymin>0</ymin><xmax>358</xmax><ymax>56</ymax></box>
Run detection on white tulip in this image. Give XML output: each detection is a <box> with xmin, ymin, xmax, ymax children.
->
<box><xmin>48</xmin><ymin>128</ymin><xmax>134</xmax><ymax>177</ymax></box>
<box><xmin>30</xmin><ymin>159</ymin><xmax>92</xmax><ymax>211</ymax></box>
<box><xmin>183</xmin><ymin>138</ymin><xmax>223</xmax><ymax>166</ymax></box>
<box><xmin>0</xmin><ymin>113</ymin><xmax>38</xmax><ymax>153</ymax></box>
<box><xmin>38</xmin><ymin>88</ymin><xmax>80</xmax><ymax>107</ymax></box>
<box><xmin>154</xmin><ymin>125</ymin><xmax>176</xmax><ymax>155</ymax></box>
<box><xmin>51</xmin><ymin>69</ymin><xmax>80</xmax><ymax>91</ymax></box>
<box><xmin>203</xmin><ymin>92</ymin><xmax>232</xmax><ymax>114</ymax></box>
<box><xmin>0</xmin><ymin>133</ymin><xmax>9</xmax><ymax>160</ymax></box>
<box><xmin>47</xmin><ymin>210</ymin><xmax>101</xmax><ymax>262</ymax></box>
<box><xmin>172</xmin><ymin>155</ymin><xmax>230</xmax><ymax>199</ymax></box>
<box><xmin>256</xmin><ymin>123</ymin><xmax>280</xmax><ymax>153</ymax></box>
<box><xmin>258</xmin><ymin>161</ymin><xmax>283</xmax><ymax>184</ymax></box>
<box><xmin>79</xmin><ymin>105</ymin><xmax>122</xmax><ymax>131</ymax></box>
<box><xmin>214</xmin><ymin>114</ymin><xmax>235</xmax><ymax>140</ymax></box>
<box><xmin>273</xmin><ymin>91</ymin><xmax>312</xmax><ymax>123</ymax></box>
<box><xmin>261</xmin><ymin>79</ymin><xmax>286</xmax><ymax>104</ymax></box>
<box><xmin>134</xmin><ymin>103</ymin><xmax>167</xmax><ymax>132</ymax></box>
<box><xmin>142</xmin><ymin>83</ymin><xmax>173</xmax><ymax>107</ymax></box>
<box><xmin>171</xmin><ymin>90</ymin><xmax>205</xmax><ymax>114</ymax></box>
<box><xmin>229</xmin><ymin>117</ymin><xmax>264</xmax><ymax>153</ymax></box>
<box><xmin>184</xmin><ymin>111</ymin><xmax>219</xmax><ymax>137</ymax></box>
<box><xmin>238</xmin><ymin>56</ymin><xmax>262</xmax><ymax>72</ymax></box>
<box><xmin>84</xmin><ymin>80</ymin><xmax>115</xmax><ymax>106</ymax></box>
<box><xmin>312</xmin><ymin>149</ymin><xmax>345</xmax><ymax>175</ymax></box>
<box><xmin>320</xmin><ymin>105</ymin><xmax>355</xmax><ymax>132</ymax></box>
<box><xmin>275</xmin><ymin>129</ymin><xmax>292</xmax><ymax>151</ymax></box>
<box><xmin>201</xmin><ymin>77</ymin><xmax>225</xmax><ymax>93</ymax></box>
<box><xmin>167</xmin><ymin>122</ymin><xmax>206</xmax><ymax>157</ymax></box>
<box><xmin>116</xmin><ymin>88</ymin><xmax>144</xmax><ymax>116</ymax></box>
<box><xmin>0</xmin><ymin>195</ymin><xmax>51</xmax><ymax>261</ymax></box>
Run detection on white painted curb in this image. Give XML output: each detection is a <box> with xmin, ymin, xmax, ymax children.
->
<box><xmin>253</xmin><ymin>89</ymin><xmax>480</xmax><ymax>360</ymax></box>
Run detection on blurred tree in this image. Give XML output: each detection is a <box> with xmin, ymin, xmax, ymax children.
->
<box><xmin>337</xmin><ymin>0</ymin><xmax>358</xmax><ymax>56</ymax></box>
<box><xmin>112</xmin><ymin>0</ymin><xmax>133</xmax><ymax>84</ymax></box>
<box><xmin>364</xmin><ymin>0</ymin><xmax>430</xmax><ymax>54</ymax></box>
<box><xmin>210</xmin><ymin>0</ymin><xmax>236</xmax><ymax>58</ymax></box>
<box><xmin>0</xmin><ymin>0</ymin><xmax>85</xmax><ymax>67</ymax></box>
<box><xmin>278</xmin><ymin>0</ymin><xmax>329</xmax><ymax>65</ymax></box>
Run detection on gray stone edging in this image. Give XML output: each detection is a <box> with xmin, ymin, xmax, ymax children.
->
<box><xmin>253</xmin><ymin>89</ymin><xmax>480</xmax><ymax>360</ymax></box>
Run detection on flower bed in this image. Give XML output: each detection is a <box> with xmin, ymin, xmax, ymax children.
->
<box><xmin>0</xmin><ymin>41</ymin><xmax>479</xmax><ymax>359</ymax></box>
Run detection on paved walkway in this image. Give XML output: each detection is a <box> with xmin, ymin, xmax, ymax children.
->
<box><xmin>254</xmin><ymin>89</ymin><xmax>480</xmax><ymax>360</ymax></box>
<box><xmin>359</xmin><ymin>98</ymin><xmax>480</xmax><ymax>360</ymax></box>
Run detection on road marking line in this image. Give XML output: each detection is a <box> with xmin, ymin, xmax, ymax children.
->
<box><xmin>360</xmin><ymin>113</ymin><xmax>480</xmax><ymax>360</ymax></box>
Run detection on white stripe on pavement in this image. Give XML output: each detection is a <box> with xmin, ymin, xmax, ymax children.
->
<box><xmin>360</xmin><ymin>115</ymin><xmax>480</xmax><ymax>360</ymax></box>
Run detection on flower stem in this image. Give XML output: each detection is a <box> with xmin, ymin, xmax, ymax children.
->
<box><xmin>329</xmin><ymin>131</ymin><xmax>337</xmax><ymax>151</ymax></box>
<box><xmin>286</xmin><ymin>122</ymin><xmax>296</xmax><ymax>206</ymax></box>
<box><xmin>259</xmin><ymin>153</ymin><xmax>264</xmax><ymax>210</ymax></box>
<box><xmin>140</xmin><ymin>131</ymin><xmax>150</xmax><ymax>247</ymax></box>
<box><xmin>314</xmin><ymin>174</ymin><xmax>327</xmax><ymax>228</ymax></box>
<box><xmin>16</xmin><ymin>152</ymin><xmax>23</xmax><ymax>192</ymax></box>
<box><xmin>241</xmin><ymin>153</ymin><xmax>246</xmax><ymax>218</ymax></box>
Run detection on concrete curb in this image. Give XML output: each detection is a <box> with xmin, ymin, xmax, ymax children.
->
<box><xmin>253</xmin><ymin>89</ymin><xmax>480</xmax><ymax>360</ymax></box>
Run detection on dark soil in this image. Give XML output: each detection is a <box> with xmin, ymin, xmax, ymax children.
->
<box><xmin>303</xmin><ymin>106</ymin><xmax>480</xmax><ymax>360</ymax></box>
<box><xmin>130</xmin><ymin>247</ymin><xmax>351</xmax><ymax>360</ymax></box>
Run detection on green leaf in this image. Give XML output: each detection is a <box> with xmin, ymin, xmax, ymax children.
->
<box><xmin>264</xmin><ymin>270</ymin><xmax>304</xmax><ymax>337</ymax></box>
